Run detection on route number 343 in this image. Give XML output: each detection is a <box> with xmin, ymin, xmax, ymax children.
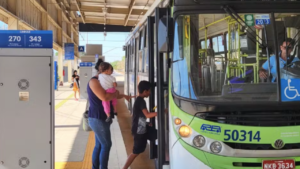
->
<box><xmin>224</xmin><ymin>130</ymin><xmax>261</xmax><ymax>142</ymax></box>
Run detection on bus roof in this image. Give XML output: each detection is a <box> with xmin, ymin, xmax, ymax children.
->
<box><xmin>125</xmin><ymin>0</ymin><xmax>169</xmax><ymax>43</ymax></box>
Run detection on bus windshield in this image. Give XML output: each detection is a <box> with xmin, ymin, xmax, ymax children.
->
<box><xmin>172</xmin><ymin>13</ymin><xmax>300</xmax><ymax>102</ymax></box>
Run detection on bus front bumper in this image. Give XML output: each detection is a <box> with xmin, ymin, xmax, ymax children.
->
<box><xmin>174</xmin><ymin>139</ymin><xmax>300</xmax><ymax>169</ymax></box>
<box><xmin>170</xmin><ymin>139</ymin><xmax>211</xmax><ymax>169</ymax></box>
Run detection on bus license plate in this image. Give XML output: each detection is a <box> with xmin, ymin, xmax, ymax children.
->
<box><xmin>263</xmin><ymin>159</ymin><xmax>295</xmax><ymax>169</ymax></box>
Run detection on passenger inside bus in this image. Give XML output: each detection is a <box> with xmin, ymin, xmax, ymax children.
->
<box><xmin>259</xmin><ymin>38</ymin><xmax>299</xmax><ymax>82</ymax></box>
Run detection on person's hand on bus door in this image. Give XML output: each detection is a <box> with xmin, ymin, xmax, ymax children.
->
<box><xmin>259</xmin><ymin>69</ymin><xmax>269</xmax><ymax>79</ymax></box>
<box><xmin>124</xmin><ymin>95</ymin><xmax>132</xmax><ymax>102</ymax></box>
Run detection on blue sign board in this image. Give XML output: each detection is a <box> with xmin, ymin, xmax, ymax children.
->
<box><xmin>255</xmin><ymin>14</ymin><xmax>270</xmax><ymax>25</ymax></box>
<box><xmin>255</xmin><ymin>19</ymin><xmax>270</xmax><ymax>25</ymax></box>
<box><xmin>80</xmin><ymin>62</ymin><xmax>93</xmax><ymax>67</ymax></box>
<box><xmin>65</xmin><ymin>43</ymin><xmax>74</xmax><ymax>60</ymax></box>
<box><xmin>281</xmin><ymin>78</ymin><xmax>300</xmax><ymax>102</ymax></box>
<box><xmin>78</xmin><ymin>46</ymin><xmax>85</xmax><ymax>52</ymax></box>
<box><xmin>0</xmin><ymin>30</ymin><xmax>53</xmax><ymax>48</ymax></box>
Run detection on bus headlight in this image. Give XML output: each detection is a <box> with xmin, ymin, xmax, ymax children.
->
<box><xmin>174</xmin><ymin>118</ymin><xmax>182</xmax><ymax>125</ymax></box>
<box><xmin>193</xmin><ymin>135</ymin><xmax>206</xmax><ymax>148</ymax></box>
<box><xmin>178</xmin><ymin>125</ymin><xmax>191</xmax><ymax>137</ymax></box>
<box><xmin>210</xmin><ymin>141</ymin><xmax>222</xmax><ymax>153</ymax></box>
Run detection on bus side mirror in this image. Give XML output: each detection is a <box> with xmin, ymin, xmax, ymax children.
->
<box><xmin>157</xmin><ymin>16</ymin><xmax>174</xmax><ymax>53</ymax></box>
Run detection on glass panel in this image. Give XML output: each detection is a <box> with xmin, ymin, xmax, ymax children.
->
<box><xmin>218</xmin><ymin>36</ymin><xmax>225</xmax><ymax>52</ymax></box>
<box><xmin>172</xmin><ymin>13</ymin><xmax>282</xmax><ymax>102</ymax></box>
<box><xmin>212</xmin><ymin>37</ymin><xmax>218</xmax><ymax>52</ymax></box>
<box><xmin>200</xmin><ymin>40</ymin><xmax>210</xmax><ymax>49</ymax></box>
<box><xmin>138</xmin><ymin>50</ymin><xmax>143</xmax><ymax>72</ymax></box>
<box><xmin>201</xmin><ymin>41</ymin><xmax>205</xmax><ymax>49</ymax></box>
<box><xmin>139</xmin><ymin>29</ymin><xmax>144</xmax><ymax>50</ymax></box>
<box><xmin>274</xmin><ymin>13</ymin><xmax>300</xmax><ymax>102</ymax></box>
<box><xmin>144</xmin><ymin>48</ymin><xmax>149</xmax><ymax>73</ymax></box>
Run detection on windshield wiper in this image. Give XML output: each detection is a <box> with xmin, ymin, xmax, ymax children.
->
<box><xmin>222</xmin><ymin>5</ymin><xmax>273</xmax><ymax>82</ymax></box>
<box><xmin>221</xmin><ymin>5</ymin><xmax>264</xmax><ymax>48</ymax></box>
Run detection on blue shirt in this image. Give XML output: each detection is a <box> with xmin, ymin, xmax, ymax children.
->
<box><xmin>87</xmin><ymin>77</ymin><xmax>114</xmax><ymax>120</ymax></box>
<box><xmin>262</xmin><ymin>54</ymin><xmax>299</xmax><ymax>82</ymax></box>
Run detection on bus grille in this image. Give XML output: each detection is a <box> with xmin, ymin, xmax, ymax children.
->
<box><xmin>196</xmin><ymin>111</ymin><xmax>300</xmax><ymax>126</ymax></box>
<box><xmin>225</xmin><ymin>142</ymin><xmax>300</xmax><ymax>150</ymax></box>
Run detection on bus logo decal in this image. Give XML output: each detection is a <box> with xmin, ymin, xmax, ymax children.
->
<box><xmin>200</xmin><ymin>124</ymin><xmax>221</xmax><ymax>134</ymax></box>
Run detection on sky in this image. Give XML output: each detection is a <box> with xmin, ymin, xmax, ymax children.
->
<box><xmin>0</xmin><ymin>20</ymin><xmax>130</xmax><ymax>63</ymax></box>
<box><xmin>79</xmin><ymin>32</ymin><xmax>130</xmax><ymax>63</ymax></box>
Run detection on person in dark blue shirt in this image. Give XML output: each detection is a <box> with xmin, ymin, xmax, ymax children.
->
<box><xmin>259</xmin><ymin>38</ymin><xmax>299</xmax><ymax>82</ymax></box>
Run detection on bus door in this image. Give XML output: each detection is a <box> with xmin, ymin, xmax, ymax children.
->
<box><xmin>148</xmin><ymin>15</ymin><xmax>157</xmax><ymax>160</ymax></box>
<box><xmin>124</xmin><ymin>44</ymin><xmax>130</xmax><ymax>107</ymax></box>
<box><xmin>128</xmin><ymin>39</ymin><xmax>137</xmax><ymax>111</ymax></box>
<box><xmin>154</xmin><ymin>7</ymin><xmax>172</xmax><ymax>169</ymax></box>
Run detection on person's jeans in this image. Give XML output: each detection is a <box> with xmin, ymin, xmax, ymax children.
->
<box><xmin>88</xmin><ymin>118</ymin><xmax>112</xmax><ymax>169</ymax></box>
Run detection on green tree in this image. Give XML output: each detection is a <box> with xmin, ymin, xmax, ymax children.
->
<box><xmin>109</xmin><ymin>56</ymin><xmax>125</xmax><ymax>72</ymax></box>
<box><xmin>110</xmin><ymin>60</ymin><xmax>119</xmax><ymax>69</ymax></box>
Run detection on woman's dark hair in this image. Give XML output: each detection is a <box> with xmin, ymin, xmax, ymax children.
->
<box><xmin>73</xmin><ymin>70</ymin><xmax>77</xmax><ymax>75</ymax></box>
<box><xmin>138</xmin><ymin>81</ymin><xmax>151</xmax><ymax>93</ymax></box>
<box><xmin>95</xmin><ymin>58</ymin><xmax>104</xmax><ymax>71</ymax></box>
<box><xmin>99</xmin><ymin>62</ymin><xmax>112</xmax><ymax>73</ymax></box>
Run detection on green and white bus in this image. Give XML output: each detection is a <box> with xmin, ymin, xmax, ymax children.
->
<box><xmin>124</xmin><ymin>0</ymin><xmax>300</xmax><ymax>168</ymax></box>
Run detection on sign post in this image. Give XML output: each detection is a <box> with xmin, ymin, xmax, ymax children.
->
<box><xmin>0</xmin><ymin>30</ymin><xmax>54</xmax><ymax>169</ymax></box>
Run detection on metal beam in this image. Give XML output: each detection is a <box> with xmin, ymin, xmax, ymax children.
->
<box><xmin>124</xmin><ymin>0</ymin><xmax>136</xmax><ymax>26</ymax></box>
<box><xmin>79</xmin><ymin>23</ymin><xmax>132</xmax><ymax>32</ymax></box>
<box><xmin>69</xmin><ymin>5</ymin><xmax>147</xmax><ymax>15</ymax></box>
<box><xmin>75</xmin><ymin>0</ymin><xmax>85</xmax><ymax>24</ymax></box>
<box><xmin>78</xmin><ymin>17</ymin><xmax>136</xmax><ymax>26</ymax></box>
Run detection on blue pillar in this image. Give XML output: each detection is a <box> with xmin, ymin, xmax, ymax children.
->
<box><xmin>54</xmin><ymin>61</ymin><xmax>58</xmax><ymax>90</ymax></box>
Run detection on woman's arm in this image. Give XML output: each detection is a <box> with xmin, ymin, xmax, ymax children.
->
<box><xmin>89</xmin><ymin>79</ymin><xmax>118</xmax><ymax>101</ymax></box>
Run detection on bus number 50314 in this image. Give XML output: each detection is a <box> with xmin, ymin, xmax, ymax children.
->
<box><xmin>224</xmin><ymin>130</ymin><xmax>261</xmax><ymax>142</ymax></box>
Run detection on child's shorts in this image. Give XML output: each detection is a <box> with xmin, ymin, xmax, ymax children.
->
<box><xmin>133</xmin><ymin>125</ymin><xmax>157</xmax><ymax>154</ymax></box>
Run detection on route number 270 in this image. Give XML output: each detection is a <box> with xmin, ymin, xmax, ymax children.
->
<box><xmin>9</xmin><ymin>36</ymin><xmax>21</xmax><ymax>42</ymax></box>
<box><xmin>224</xmin><ymin>130</ymin><xmax>261</xmax><ymax>142</ymax></box>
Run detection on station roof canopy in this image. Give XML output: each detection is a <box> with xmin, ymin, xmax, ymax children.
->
<box><xmin>71</xmin><ymin>0</ymin><xmax>155</xmax><ymax>28</ymax></box>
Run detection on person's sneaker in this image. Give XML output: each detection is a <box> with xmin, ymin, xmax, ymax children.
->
<box><xmin>105</xmin><ymin>116</ymin><xmax>112</xmax><ymax>123</ymax></box>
